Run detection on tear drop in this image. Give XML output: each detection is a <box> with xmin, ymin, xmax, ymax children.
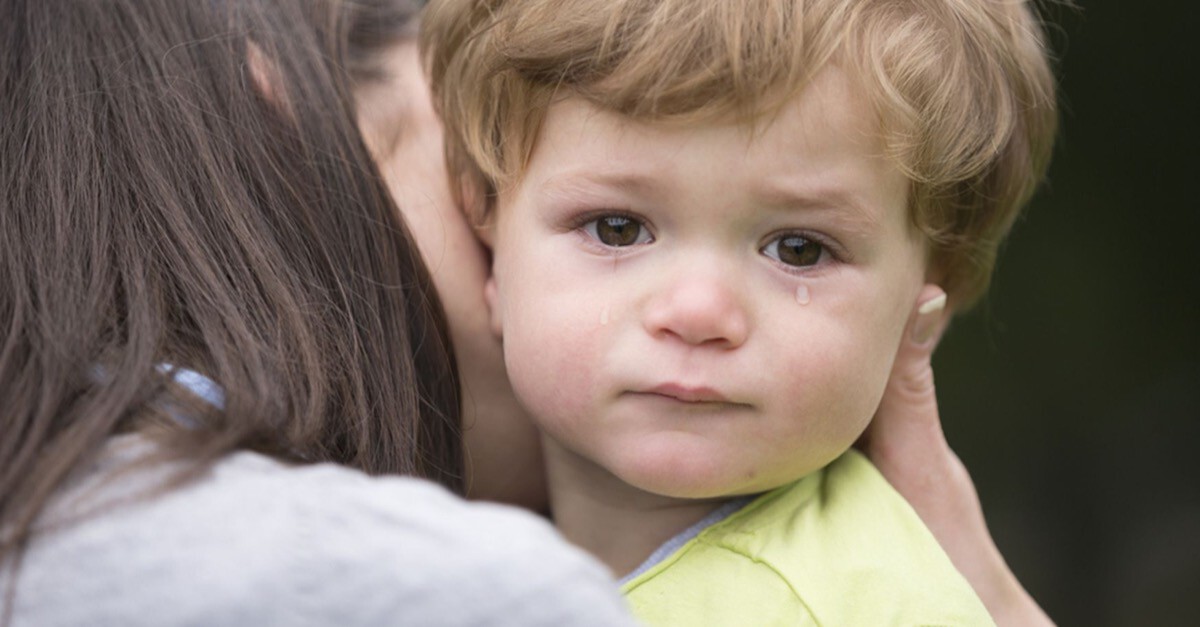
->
<box><xmin>795</xmin><ymin>284</ymin><xmax>811</xmax><ymax>305</ymax></box>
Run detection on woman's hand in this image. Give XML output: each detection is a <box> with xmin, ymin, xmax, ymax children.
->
<box><xmin>858</xmin><ymin>284</ymin><xmax>1054</xmax><ymax>627</ymax></box>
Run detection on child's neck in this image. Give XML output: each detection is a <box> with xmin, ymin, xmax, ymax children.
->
<box><xmin>542</xmin><ymin>436</ymin><xmax>730</xmax><ymax>578</ymax></box>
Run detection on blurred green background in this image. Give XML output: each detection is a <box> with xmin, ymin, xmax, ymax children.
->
<box><xmin>936</xmin><ymin>2</ymin><xmax>1199</xmax><ymax>624</ymax></box>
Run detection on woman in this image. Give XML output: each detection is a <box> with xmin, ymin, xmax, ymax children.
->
<box><xmin>1</xmin><ymin>1</ymin><xmax>629</xmax><ymax>624</ymax></box>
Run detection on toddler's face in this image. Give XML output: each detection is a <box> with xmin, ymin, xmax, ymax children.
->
<box><xmin>487</xmin><ymin>68</ymin><xmax>929</xmax><ymax>498</ymax></box>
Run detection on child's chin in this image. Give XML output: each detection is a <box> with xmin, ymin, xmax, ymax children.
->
<box><xmin>613</xmin><ymin>457</ymin><xmax>779</xmax><ymax>501</ymax></box>
<box><xmin>599</xmin><ymin>435</ymin><xmax>801</xmax><ymax>499</ymax></box>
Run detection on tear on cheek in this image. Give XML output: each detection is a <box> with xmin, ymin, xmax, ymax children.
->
<box><xmin>795</xmin><ymin>284</ymin><xmax>811</xmax><ymax>305</ymax></box>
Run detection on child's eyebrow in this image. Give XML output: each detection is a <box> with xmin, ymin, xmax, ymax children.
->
<box><xmin>538</xmin><ymin>171</ymin><xmax>662</xmax><ymax>197</ymax></box>
<box><xmin>753</xmin><ymin>182</ymin><xmax>884</xmax><ymax>234</ymax></box>
<box><xmin>532</xmin><ymin>169</ymin><xmax>681</xmax><ymax>209</ymax></box>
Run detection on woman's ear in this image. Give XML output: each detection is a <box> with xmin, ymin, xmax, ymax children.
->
<box><xmin>246</xmin><ymin>41</ymin><xmax>294</xmax><ymax>120</ymax></box>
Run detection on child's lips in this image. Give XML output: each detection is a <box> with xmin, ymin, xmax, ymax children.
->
<box><xmin>638</xmin><ymin>382</ymin><xmax>750</xmax><ymax>407</ymax></box>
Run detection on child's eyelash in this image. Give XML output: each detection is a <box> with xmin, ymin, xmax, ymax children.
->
<box><xmin>567</xmin><ymin>210</ymin><xmax>656</xmax><ymax>251</ymax></box>
<box><xmin>565</xmin><ymin>209</ymin><xmax>648</xmax><ymax>232</ymax></box>
<box><xmin>774</xmin><ymin>229</ymin><xmax>847</xmax><ymax>255</ymax></box>
<box><xmin>759</xmin><ymin>229</ymin><xmax>853</xmax><ymax>273</ymax></box>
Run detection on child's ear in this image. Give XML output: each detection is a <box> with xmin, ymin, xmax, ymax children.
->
<box><xmin>474</xmin><ymin>218</ymin><xmax>497</xmax><ymax>249</ymax></box>
<box><xmin>483</xmin><ymin>274</ymin><xmax>503</xmax><ymax>339</ymax></box>
<box><xmin>922</xmin><ymin>256</ymin><xmax>946</xmax><ymax>286</ymax></box>
<box><xmin>921</xmin><ymin>263</ymin><xmax>956</xmax><ymax>318</ymax></box>
<box><xmin>911</xmin><ymin>283</ymin><xmax>950</xmax><ymax>346</ymax></box>
<box><xmin>459</xmin><ymin>171</ymin><xmax>496</xmax><ymax>245</ymax></box>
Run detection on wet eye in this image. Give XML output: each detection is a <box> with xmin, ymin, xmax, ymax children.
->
<box><xmin>585</xmin><ymin>215</ymin><xmax>653</xmax><ymax>247</ymax></box>
<box><xmin>762</xmin><ymin>234</ymin><xmax>824</xmax><ymax>267</ymax></box>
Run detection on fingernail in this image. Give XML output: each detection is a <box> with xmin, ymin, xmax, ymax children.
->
<box><xmin>911</xmin><ymin>293</ymin><xmax>947</xmax><ymax>345</ymax></box>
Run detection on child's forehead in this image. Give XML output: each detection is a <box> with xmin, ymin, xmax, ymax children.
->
<box><xmin>545</xmin><ymin>59</ymin><xmax>872</xmax><ymax>138</ymax></box>
<box><xmin>521</xmin><ymin>66</ymin><xmax>892</xmax><ymax>192</ymax></box>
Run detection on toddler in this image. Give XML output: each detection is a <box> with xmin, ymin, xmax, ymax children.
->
<box><xmin>424</xmin><ymin>0</ymin><xmax>1056</xmax><ymax>623</ymax></box>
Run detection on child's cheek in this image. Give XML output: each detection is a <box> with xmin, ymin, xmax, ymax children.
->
<box><xmin>499</xmin><ymin>279</ymin><xmax>607</xmax><ymax>435</ymax></box>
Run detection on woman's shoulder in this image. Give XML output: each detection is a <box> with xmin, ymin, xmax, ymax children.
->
<box><xmin>11</xmin><ymin>443</ymin><xmax>633</xmax><ymax>626</ymax></box>
<box><xmin>205</xmin><ymin>452</ymin><xmax>631</xmax><ymax>624</ymax></box>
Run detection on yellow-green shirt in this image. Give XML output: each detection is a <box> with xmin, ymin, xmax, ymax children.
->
<box><xmin>621</xmin><ymin>450</ymin><xmax>994</xmax><ymax>626</ymax></box>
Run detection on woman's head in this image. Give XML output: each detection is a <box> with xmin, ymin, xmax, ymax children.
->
<box><xmin>1</xmin><ymin>0</ymin><xmax>460</xmax><ymax>560</ymax></box>
<box><xmin>349</xmin><ymin>2</ymin><xmax>547</xmax><ymax>508</ymax></box>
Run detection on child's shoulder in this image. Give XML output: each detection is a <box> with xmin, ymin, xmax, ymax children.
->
<box><xmin>623</xmin><ymin>451</ymin><xmax>995</xmax><ymax>626</ymax></box>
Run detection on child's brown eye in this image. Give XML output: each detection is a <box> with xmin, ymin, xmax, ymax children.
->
<box><xmin>586</xmin><ymin>215</ymin><xmax>652</xmax><ymax>247</ymax></box>
<box><xmin>762</xmin><ymin>234</ymin><xmax>823</xmax><ymax>267</ymax></box>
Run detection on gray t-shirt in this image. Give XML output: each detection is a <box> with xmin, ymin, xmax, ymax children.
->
<box><xmin>4</xmin><ymin>437</ymin><xmax>634</xmax><ymax>626</ymax></box>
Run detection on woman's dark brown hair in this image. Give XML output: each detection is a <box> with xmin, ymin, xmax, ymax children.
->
<box><xmin>0</xmin><ymin>0</ymin><xmax>461</xmax><ymax>583</ymax></box>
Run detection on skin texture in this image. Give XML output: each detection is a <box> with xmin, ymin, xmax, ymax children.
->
<box><xmin>356</xmin><ymin>42</ymin><xmax>546</xmax><ymax>509</ymax></box>
<box><xmin>485</xmin><ymin>68</ymin><xmax>930</xmax><ymax>573</ymax></box>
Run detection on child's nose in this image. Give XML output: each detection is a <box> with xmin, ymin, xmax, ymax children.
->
<box><xmin>642</xmin><ymin>272</ymin><xmax>749</xmax><ymax>349</ymax></box>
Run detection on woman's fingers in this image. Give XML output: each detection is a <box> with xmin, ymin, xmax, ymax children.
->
<box><xmin>861</xmin><ymin>284</ymin><xmax>1055</xmax><ymax>626</ymax></box>
<box><xmin>860</xmin><ymin>285</ymin><xmax>966</xmax><ymax>569</ymax></box>
<box><xmin>859</xmin><ymin>284</ymin><xmax>948</xmax><ymax>460</ymax></box>
<box><xmin>863</xmin><ymin>284</ymin><xmax>977</xmax><ymax>581</ymax></box>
